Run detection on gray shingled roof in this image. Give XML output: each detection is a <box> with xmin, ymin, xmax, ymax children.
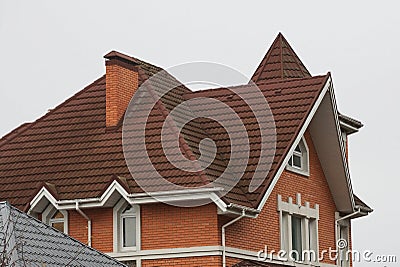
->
<box><xmin>0</xmin><ymin>202</ymin><xmax>126</xmax><ymax>267</ymax></box>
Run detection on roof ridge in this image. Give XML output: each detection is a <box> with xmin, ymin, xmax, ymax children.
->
<box><xmin>137</xmin><ymin>69</ymin><xmax>211</xmax><ymax>187</ymax></box>
<box><xmin>250</xmin><ymin>33</ymin><xmax>281</xmax><ymax>83</ymax></box>
<box><xmin>250</xmin><ymin>33</ymin><xmax>311</xmax><ymax>83</ymax></box>
<box><xmin>282</xmin><ymin>34</ymin><xmax>311</xmax><ymax>77</ymax></box>
<box><xmin>185</xmin><ymin>74</ymin><xmax>329</xmax><ymax>97</ymax></box>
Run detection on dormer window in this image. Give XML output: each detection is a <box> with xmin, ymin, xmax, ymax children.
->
<box><xmin>287</xmin><ymin>137</ymin><xmax>309</xmax><ymax>176</ymax></box>
<box><xmin>113</xmin><ymin>199</ymin><xmax>141</xmax><ymax>253</ymax></box>
<box><xmin>49</xmin><ymin>211</ymin><xmax>65</xmax><ymax>232</ymax></box>
<box><xmin>42</xmin><ymin>206</ymin><xmax>68</xmax><ymax>234</ymax></box>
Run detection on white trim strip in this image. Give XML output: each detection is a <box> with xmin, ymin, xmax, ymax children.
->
<box><xmin>257</xmin><ymin>76</ymin><xmax>332</xmax><ymax>211</ymax></box>
<box><xmin>107</xmin><ymin>245</ymin><xmax>337</xmax><ymax>267</ymax></box>
<box><xmin>29</xmin><ymin>182</ymin><xmax>229</xmax><ymax>214</ymax></box>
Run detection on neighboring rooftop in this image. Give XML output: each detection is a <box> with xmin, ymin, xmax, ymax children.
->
<box><xmin>0</xmin><ymin>202</ymin><xmax>126</xmax><ymax>267</ymax></box>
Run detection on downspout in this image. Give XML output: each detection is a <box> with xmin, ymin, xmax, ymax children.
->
<box><xmin>75</xmin><ymin>201</ymin><xmax>92</xmax><ymax>247</ymax></box>
<box><xmin>335</xmin><ymin>208</ymin><xmax>361</xmax><ymax>235</ymax></box>
<box><xmin>335</xmin><ymin>208</ymin><xmax>361</xmax><ymax>265</ymax></box>
<box><xmin>222</xmin><ymin>209</ymin><xmax>245</xmax><ymax>267</ymax></box>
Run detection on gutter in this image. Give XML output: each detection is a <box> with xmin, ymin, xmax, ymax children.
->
<box><xmin>221</xmin><ymin>209</ymin><xmax>246</xmax><ymax>267</ymax></box>
<box><xmin>355</xmin><ymin>204</ymin><xmax>373</xmax><ymax>214</ymax></box>
<box><xmin>75</xmin><ymin>201</ymin><xmax>92</xmax><ymax>247</ymax></box>
<box><xmin>335</xmin><ymin>208</ymin><xmax>361</xmax><ymax>227</ymax></box>
<box><xmin>128</xmin><ymin>187</ymin><xmax>224</xmax><ymax>198</ymax></box>
<box><xmin>227</xmin><ymin>203</ymin><xmax>259</xmax><ymax>217</ymax></box>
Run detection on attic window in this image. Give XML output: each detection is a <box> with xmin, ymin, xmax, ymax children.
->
<box><xmin>113</xmin><ymin>199</ymin><xmax>141</xmax><ymax>253</ymax></box>
<box><xmin>42</xmin><ymin>206</ymin><xmax>68</xmax><ymax>234</ymax></box>
<box><xmin>287</xmin><ymin>137</ymin><xmax>309</xmax><ymax>176</ymax></box>
<box><xmin>49</xmin><ymin>211</ymin><xmax>65</xmax><ymax>232</ymax></box>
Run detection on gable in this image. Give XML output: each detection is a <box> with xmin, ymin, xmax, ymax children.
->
<box><xmin>309</xmin><ymin>89</ymin><xmax>354</xmax><ymax>213</ymax></box>
<box><xmin>224</xmin><ymin>130</ymin><xmax>337</xmax><ymax>266</ymax></box>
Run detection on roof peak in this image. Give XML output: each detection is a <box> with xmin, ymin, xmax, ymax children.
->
<box><xmin>250</xmin><ymin>33</ymin><xmax>311</xmax><ymax>83</ymax></box>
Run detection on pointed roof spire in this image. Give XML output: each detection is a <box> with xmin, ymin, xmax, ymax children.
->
<box><xmin>251</xmin><ymin>33</ymin><xmax>311</xmax><ymax>83</ymax></box>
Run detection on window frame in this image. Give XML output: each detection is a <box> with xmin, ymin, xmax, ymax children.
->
<box><xmin>336</xmin><ymin>214</ymin><xmax>350</xmax><ymax>267</ymax></box>
<box><xmin>120</xmin><ymin>206</ymin><xmax>137</xmax><ymax>249</ymax></box>
<box><xmin>287</xmin><ymin>136</ymin><xmax>310</xmax><ymax>177</ymax></box>
<box><xmin>278</xmin><ymin>194</ymin><xmax>319</xmax><ymax>264</ymax></box>
<box><xmin>42</xmin><ymin>205</ymin><xmax>68</xmax><ymax>234</ymax></box>
<box><xmin>113</xmin><ymin>199</ymin><xmax>141</xmax><ymax>253</ymax></box>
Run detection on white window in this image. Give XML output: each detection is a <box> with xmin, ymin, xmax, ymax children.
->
<box><xmin>113</xmin><ymin>199</ymin><xmax>140</xmax><ymax>252</ymax></box>
<box><xmin>42</xmin><ymin>205</ymin><xmax>68</xmax><ymax>234</ymax></box>
<box><xmin>336</xmin><ymin>215</ymin><xmax>350</xmax><ymax>267</ymax></box>
<box><xmin>278</xmin><ymin>194</ymin><xmax>319</xmax><ymax>263</ymax></box>
<box><xmin>121</xmin><ymin>206</ymin><xmax>136</xmax><ymax>248</ymax></box>
<box><xmin>287</xmin><ymin>137</ymin><xmax>309</xmax><ymax>176</ymax></box>
<box><xmin>291</xmin><ymin>216</ymin><xmax>303</xmax><ymax>261</ymax></box>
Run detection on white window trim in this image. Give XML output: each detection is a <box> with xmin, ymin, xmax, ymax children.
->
<box><xmin>113</xmin><ymin>198</ymin><xmax>141</xmax><ymax>253</ymax></box>
<box><xmin>335</xmin><ymin>212</ymin><xmax>350</xmax><ymax>267</ymax></box>
<box><xmin>278</xmin><ymin>194</ymin><xmax>319</xmax><ymax>264</ymax></box>
<box><xmin>286</xmin><ymin>136</ymin><xmax>310</xmax><ymax>177</ymax></box>
<box><xmin>42</xmin><ymin>204</ymin><xmax>68</xmax><ymax>234</ymax></box>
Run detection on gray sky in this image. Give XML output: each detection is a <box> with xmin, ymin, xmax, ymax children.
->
<box><xmin>0</xmin><ymin>1</ymin><xmax>398</xmax><ymax>265</ymax></box>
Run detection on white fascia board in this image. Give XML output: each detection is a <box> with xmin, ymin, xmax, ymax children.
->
<box><xmin>55</xmin><ymin>180</ymin><xmax>130</xmax><ymax>209</ymax></box>
<box><xmin>256</xmin><ymin>76</ymin><xmax>332</xmax><ymax>212</ymax></box>
<box><xmin>327</xmin><ymin>87</ymin><xmax>355</xmax><ymax>210</ymax></box>
<box><xmin>210</xmin><ymin>192</ymin><xmax>228</xmax><ymax>212</ymax></box>
<box><xmin>128</xmin><ymin>187</ymin><xmax>224</xmax><ymax>197</ymax></box>
<box><xmin>30</xmin><ymin>180</ymin><xmax>129</xmax><ymax>211</ymax></box>
<box><xmin>107</xmin><ymin>246</ymin><xmax>222</xmax><ymax>261</ymax></box>
<box><xmin>339</xmin><ymin>120</ymin><xmax>359</xmax><ymax>134</ymax></box>
<box><xmin>129</xmin><ymin>191</ymin><xmax>216</xmax><ymax>205</ymax></box>
<box><xmin>107</xmin><ymin>245</ymin><xmax>337</xmax><ymax>267</ymax></box>
<box><xmin>29</xmin><ymin>187</ymin><xmax>58</xmax><ymax>213</ymax></box>
<box><xmin>30</xmin><ymin>181</ymin><xmax>229</xmax><ymax>212</ymax></box>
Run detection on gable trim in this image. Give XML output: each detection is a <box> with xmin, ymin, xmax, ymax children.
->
<box><xmin>328</xmin><ymin>87</ymin><xmax>355</xmax><ymax>208</ymax></box>
<box><xmin>28</xmin><ymin>180</ymin><xmax>229</xmax><ymax>214</ymax></box>
<box><xmin>256</xmin><ymin>76</ymin><xmax>332</xmax><ymax>212</ymax></box>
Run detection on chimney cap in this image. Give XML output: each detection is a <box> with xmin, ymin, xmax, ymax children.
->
<box><xmin>104</xmin><ymin>50</ymin><xmax>139</xmax><ymax>66</ymax></box>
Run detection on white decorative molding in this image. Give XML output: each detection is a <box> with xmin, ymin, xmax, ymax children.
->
<box><xmin>277</xmin><ymin>194</ymin><xmax>319</xmax><ymax>219</ymax></box>
<box><xmin>107</xmin><ymin>245</ymin><xmax>337</xmax><ymax>267</ymax></box>
<box><xmin>257</xmin><ymin>77</ymin><xmax>332</xmax><ymax>212</ymax></box>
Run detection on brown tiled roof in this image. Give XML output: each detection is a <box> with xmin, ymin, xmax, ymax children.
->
<box><xmin>0</xmin><ymin>57</ymin><xmax>174</xmax><ymax>209</ymax></box>
<box><xmin>339</xmin><ymin>113</ymin><xmax>363</xmax><ymax>129</ymax></box>
<box><xmin>186</xmin><ymin>75</ymin><xmax>329</xmax><ymax>207</ymax></box>
<box><xmin>251</xmin><ymin>33</ymin><xmax>311</xmax><ymax>83</ymax></box>
<box><xmin>0</xmin><ymin>34</ymin><xmax>336</xmax><ymax>210</ymax></box>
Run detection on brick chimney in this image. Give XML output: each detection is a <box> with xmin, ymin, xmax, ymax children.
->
<box><xmin>104</xmin><ymin>51</ymin><xmax>139</xmax><ymax>127</ymax></box>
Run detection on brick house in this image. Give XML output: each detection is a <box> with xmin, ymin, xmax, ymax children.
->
<box><xmin>0</xmin><ymin>33</ymin><xmax>371</xmax><ymax>267</ymax></box>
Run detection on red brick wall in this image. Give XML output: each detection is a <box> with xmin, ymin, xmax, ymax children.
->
<box><xmin>142</xmin><ymin>256</ymin><xmax>221</xmax><ymax>267</ymax></box>
<box><xmin>141</xmin><ymin>203</ymin><xmax>220</xmax><ymax>250</ymax></box>
<box><xmin>105</xmin><ymin>60</ymin><xmax>139</xmax><ymax>127</ymax></box>
<box><xmin>68</xmin><ymin>208</ymin><xmax>114</xmax><ymax>252</ymax></box>
<box><xmin>42</xmin><ymin>129</ymin><xmax>342</xmax><ymax>266</ymax></box>
<box><xmin>223</xmin><ymin>130</ymin><xmax>338</xmax><ymax>265</ymax></box>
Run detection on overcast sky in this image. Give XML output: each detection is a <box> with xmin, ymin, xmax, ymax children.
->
<box><xmin>0</xmin><ymin>1</ymin><xmax>398</xmax><ymax>265</ymax></box>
